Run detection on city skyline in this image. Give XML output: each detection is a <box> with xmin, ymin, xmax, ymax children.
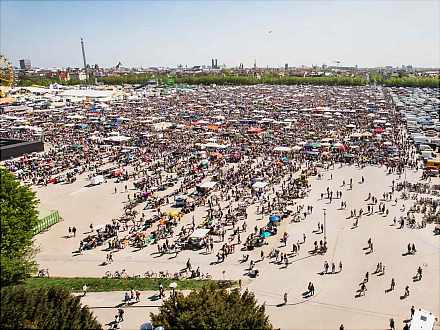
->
<box><xmin>1</xmin><ymin>0</ymin><xmax>439</xmax><ymax>69</ymax></box>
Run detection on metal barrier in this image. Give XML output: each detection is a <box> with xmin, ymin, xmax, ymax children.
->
<box><xmin>33</xmin><ymin>210</ymin><xmax>60</xmax><ymax>235</ymax></box>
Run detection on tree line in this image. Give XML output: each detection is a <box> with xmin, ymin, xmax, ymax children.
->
<box><xmin>369</xmin><ymin>73</ymin><xmax>439</xmax><ymax>88</ymax></box>
<box><xmin>17</xmin><ymin>72</ymin><xmax>439</xmax><ymax>88</ymax></box>
<box><xmin>18</xmin><ymin>76</ymin><xmax>85</xmax><ymax>87</ymax></box>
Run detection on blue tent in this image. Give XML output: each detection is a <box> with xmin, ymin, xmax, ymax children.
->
<box><xmin>269</xmin><ymin>215</ymin><xmax>280</xmax><ymax>222</ymax></box>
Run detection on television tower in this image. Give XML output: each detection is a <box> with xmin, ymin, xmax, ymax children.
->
<box><xmin>80</xmin><ymin>38</ymin><xmax>88</xmax><ymax>81</ymax></box>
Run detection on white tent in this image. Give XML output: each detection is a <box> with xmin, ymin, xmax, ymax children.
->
<box><xmin>252</xmin><ymin>181</ymin><xmax>268</xmax><ymax>189</ymax></box>
<box><xmin>203</xmin><ymin>142</ymin><xmax>229</xmax><ymax>149</ymax></box>
<box><xmin>197</xmin><ymin>181</ymin><xmax>217</xmax><ymax>189</ymax></box>
<box><xmin>273</xmin><ymin>146</ymin><xmax>292</xmax><ymax>152</ymax></box>
<box><xmin>189</xmin><ymin>228</ymin><xmax>210</xmax><ymax>239</ymax></box>
<box><xmin>105</xmin><ymin>135</ymin><xmax>131</xmax><ymax>142</ymax></box>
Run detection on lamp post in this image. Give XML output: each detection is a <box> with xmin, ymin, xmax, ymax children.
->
<box><xmin>169</xmin><ymin>282</ymin><xmax>177</xmax><ymax>300</ymax></box>
<box><xmin>323</xmin><ymin>208</ymin><xmax>327</xmax><ymax>241</ymax></box>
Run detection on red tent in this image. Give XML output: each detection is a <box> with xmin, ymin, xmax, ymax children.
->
<box><xmin>247</xmin><ymin>127</ymin><xmax>264</xmax><ymax>134</ymax></box>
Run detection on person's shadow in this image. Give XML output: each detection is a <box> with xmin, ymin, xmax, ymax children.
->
<box><xmin>302</xmin><ymin>291</ymin><xmax>311</xmax><ymax>298</ymax></box>
<box><xmin>148</xmin><ymin>294</ymin><xmax>161</xmax><ymax>301</ymax></box>
<box><xmin>105</xmin><ymin>320</ymin><xmax>118</xmax><ymax>327</ymax></box>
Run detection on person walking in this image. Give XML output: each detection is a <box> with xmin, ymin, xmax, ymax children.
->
<box><xmin>283</xmin><ymin>292</ymin><xmax>288</xmax><ymax>305</ymax></box>
<box><xmin>118</xmin><ymin>308</ymin><xmax>124</xmax><ymax>322</ymax></box>
<box><xmin>411</xmin><ymin>305</ymin><xmax>415</xmax><ymax>319</ymax></box>
<box><xmin>417</xmin><ymin>266</ymin><xmax>423</xmax><ymax>280</ymax></box>
<box><xmin>389</xmin><ymin>318</ymin><xmax>395</xmax><ymax>330</ymax></box>
<box><xmin>159</xmin><ymin>283</ymin><xmax>164</xmax><ymax>299</ymax></box>
<box><xmin>82</xmin><ymin>284</ymin><xmax>88</xmax><ymax>297</ymax></box>
<box><xmin>390</xmin><ymin>278</ymin><xmax>395</xmax><ymax>291</ymax></box>
<box><xmin>72</xmin><ymin>226</ymin><xmax>77</xmax><ymax>237</ymax></box>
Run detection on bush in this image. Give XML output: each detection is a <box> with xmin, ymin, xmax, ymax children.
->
<box><xmin>0</xmin><ymin>286</ymin><xmax>101</xmax><ymax>329</ymax></box>
<box><xmin>151</xmin><ymin>285</ymin><xmax>272</xmax><ymax>330</ymax></box>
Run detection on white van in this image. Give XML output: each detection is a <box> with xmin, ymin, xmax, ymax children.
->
<box><xmin>90</xmin><ymin>175</ymin><xmax>104</xmax><ymax>185</ymax></box>
<box><xmin>414</xmin><ymin>136</ymin><xmax>430</xmax><ymax>145</ymax></box>
<box><xmin>419</xmin><ymin>144</ymin><xmax>433</xmax><ymax>152</ymax></box>
<box><xmin>420</xmin><ymin>150</ymin><xmax>434</xmax><ymax>160</ymax></box>
<box><xmin>409</xmin><ymin>308</ymin><xmax>435</xmax><ymax>330</ymax></box>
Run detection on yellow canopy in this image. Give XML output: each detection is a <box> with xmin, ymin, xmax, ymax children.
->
<box><xmin>166</xmin><ymin>210</ymin><xmax>181</xmax><ymax>218</ymax></box>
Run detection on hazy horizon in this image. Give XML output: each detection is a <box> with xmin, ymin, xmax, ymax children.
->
<box><xmin>1</xmin><ymin>0</ymin><xmax>439</xmax><ymax>69</ymax></box>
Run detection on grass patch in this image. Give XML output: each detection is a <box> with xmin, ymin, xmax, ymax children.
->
<box><xmin>24</xmin><ymin>277</ymin><xmax>236</xmax><ymax>292</ymax></box>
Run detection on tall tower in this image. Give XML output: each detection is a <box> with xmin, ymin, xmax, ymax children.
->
<box><xmin>81</xmin><ymin>38</ymin><xmax>88</xmax><ymax>81</ymax></box>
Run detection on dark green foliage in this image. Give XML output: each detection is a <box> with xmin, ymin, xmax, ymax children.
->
<box><xmin>17</xmin><ymin>77</ymin><xmax>85</xmax><ymax>87</ymax></box>
<box><xmin>151</xmin><ymin>285</ymin><xmax>272</xmax><ymax>330</ymax></box>
<box><xmin>18</xmin><ymin>72</ymin><xmax>439</xmax><ymax>88</ymax></box>
<box><xmin>383</xmin><ymin>76</ymin><xmax>439</xmax><ymax>88</ymax></box>
<box><xmin>98</xmin><ymin>73</ymin><xmax>154</xmax><ymax>85</ymax></box>
<box><xmin>0</xmin><ymin>286</ymin><xmax>102</xmax><ymax>329</ymax></box>
<box><xmin>0</xmin><ymin>168</ymin><xmax>39</xmax><ymax>286</ymax></box>
<box><xmin>172</xmin><ymin>74</ymin><xmax>367</xmax><ymax>86</ymax></box>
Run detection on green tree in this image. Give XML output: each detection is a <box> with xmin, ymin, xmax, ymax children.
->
<box><xmin>151</xmin><ymin>285</ymin><xmax>272</xmax><ymax>330</ymax></box>
<box><xmin>0</xmin><ymin>168</ymin><xmax>39</xmax><ymax>286</ymax></box>
<box><xmin>1</xmin><ymin>286</ymin><xmax>102</xmax><ymax>329</ymax></box>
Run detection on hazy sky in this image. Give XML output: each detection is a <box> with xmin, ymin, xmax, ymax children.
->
<box><xmin>1</xmin><ymin>0</ymin><xmax>439</xmax><ymax>68</ymax></box>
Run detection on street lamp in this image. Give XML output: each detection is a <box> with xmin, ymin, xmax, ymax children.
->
<box><xmin>169</xmin><ymin>282</ymin><xmax>177</xmax><ymax>299</ymax></box>
<box><xmin>323</xmin><ymin>208</ymin><xmax>327</xmax><ymax>241</ymax></box>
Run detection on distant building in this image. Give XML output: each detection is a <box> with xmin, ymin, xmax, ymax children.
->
<box><xmin>19</xmin><ymin>59</ymin><xmax>31</xmax><ymax>70</ymax></box>
<box><xmin>57</xmin><ymin>71</ymin><xmax>70</xmax><ymax>82</ymax></box>
<box><xmin>70</xmin><ymin>71</ymin><xmax>87</xmax><ymax>81</ymax></box>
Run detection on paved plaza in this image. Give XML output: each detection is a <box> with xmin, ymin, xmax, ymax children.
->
<box><xmin>34</xmin><ymin>163</ymin><xmax>440</xmax><ymax>329</ymax></box>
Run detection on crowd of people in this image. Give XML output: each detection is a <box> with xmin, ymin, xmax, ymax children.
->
<box><xmin>1</xmin><ymin>84</ymin><xmax>439</xmax><ymax>328</ymax></box>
